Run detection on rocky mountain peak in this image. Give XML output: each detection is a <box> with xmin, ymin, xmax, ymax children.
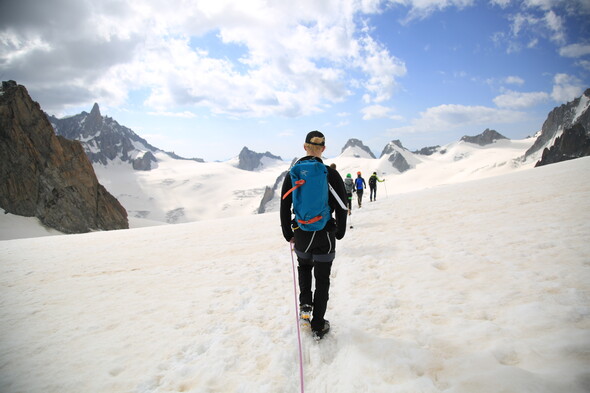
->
<box><xmin>90</xmin><ymin>102</ymin><xmax>101</xmax><ymax>117</ymax></box>
<box><xmin>461</xmin><ymin>129</ymin><xmax>508</xmax><ymax>146</ymax></box>
<box><xmin>84</xmin><ymin>102</ymin><xmax>104</xmax><ymax>133</ymax></box>
<box><xmin>380</xmin><ymin>140</ymin><xmax>405</xmax><ymax>157</ymax></box>
<box><xmin>237</xmin><ymin>147</ymin><xmax>282</xmax><ymax>171</ymax></box>
<box><xmin>0</xmin><ymin>80</ymin><xmax>128</xmax><ymax>233</ymax></box>
<box><xmin>341</xmin><ymin>138</ymin><xmax>376</xmax><ymax>158</ymax></box>
<box><xmin>50</xmin><ymin>102</ymin><xmax>205</xmax><ymax>170</ymax></box>
<box><xmin>51</xmin><ymin>104</ymin><xmax>158</xmax><ymax>170</ymax></box>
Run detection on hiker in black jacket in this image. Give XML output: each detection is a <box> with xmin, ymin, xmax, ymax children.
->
<box><xmin>369</xmin><ymin>171</ymin><xmax>384</xmax><ymax>201</ymax></box>
<box><xmin>280</xmin><ymin>130</ymin><xmax>347</xmax><ymax>339</ymax></box>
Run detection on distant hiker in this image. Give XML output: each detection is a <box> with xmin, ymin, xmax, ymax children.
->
<box><xmin>344</xmin><ymin>173</ymin><xmax>354</xmax><ymax>214</ymax></box>
<box><xmin>330</xmin><ymin>163</ymin><xmax>336</xmax><ymax>170</ymax></box>
<box><xmin>354</xmin><ymin>171</ymin><xmax>367</xmax><ymax>208</ymax></box>
<box><xmin>369</xmin><ymin>171</ymin><xmax>385</xmax><ymax>202</ymax></box>
<box><xmin>280</xmin><ymin>130</ymin><xmax>348</xmax><ymax>340</ymax></box>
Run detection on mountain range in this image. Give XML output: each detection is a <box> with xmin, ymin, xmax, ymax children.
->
<box><xmin>1</xmin><ymin>80</ymin><xmax>589</xmax><ymax>232</ymax></box>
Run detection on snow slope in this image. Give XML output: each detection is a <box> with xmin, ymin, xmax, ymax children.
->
<box><xmin>1</xmin><ymin>156</ymin><xmax>589</xmax><ymax>393</ymax></box>
<box><xmin>0</xmin><ymin>210</ymin><xmax>63</xmax><ymax>240</ymax></box>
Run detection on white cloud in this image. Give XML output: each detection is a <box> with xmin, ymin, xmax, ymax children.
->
<box><xmin>523</xmin><ymin>0</ymin><xmax>590</xmax><ymax>13</ymax></box>
<box><xmin>559</xmin><ymin>43</ymin><xmax>590</xmax><ymax>58</ymax></box>
<box><xmin>147</xmin><ymin>110</ymin><xmax>198</xmax><ymax>118</ymax></box>
<box><xmin>393</xmin><ymin>0</ymin><xmax>477</xmax><ymax>23</ymax></box>
<box><xmin>490</xmin><ymin>0</ymin><xmax>511</xmax><ymax>7</ymax></box>
<box><xmin>361</xmin><ymin>104</ymin><xmax>403</xmax><ymax>120</ymax></box>
<box><xmin>1</xmin><ymin>0</ymin><xmax>410</xmax><ymax>118</ymax></box>
<box><xmin>505</xmin><ymin>76</ymin><xmax>525</xmax><ymax>85</ymax></box>
<box><xmin>493</xmin><ymin>90</ymin><xmax>549</xmax><ymax>108</ymax></box>
<box><xmin>551</xmin><ymin>73</ymin><xmax>584</xmax><ymax>103</ymax></box>
<box><xmin>575</xmin><ymin>60</ymin><xmax>590</xmax><ymax>71</ymax></box>
<box><xmin>388</xmin><ymin>104</ymin><xmax>525</xmax><ymax>134</ymax></box>
<box><xmin>498</xmin><ymin>6</ymin><xmax>568</xmax><ymax>53</ymax></box>
<box><xmin>356</xmin><ymin>35</ymin><xmax>407</xmax><ymax>104</ymax></box>
<box><xmin>543</xmin><ymin>10</ymin><xmax>565</xmax><ymax>44</ymax></box>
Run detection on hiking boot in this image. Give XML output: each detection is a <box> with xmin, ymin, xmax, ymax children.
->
<box><xmin>299</xmin><ymin>304</ymin><xmax>312</xmax><ymax>327</ymax></box>
<box><xmin>312</xmin><ymin>320</ymin><xmax>330</xmax><ymax>340</ymax></box>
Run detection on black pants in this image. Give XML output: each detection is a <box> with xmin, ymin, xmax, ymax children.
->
<box><xmin>356</xmin><ymin>189</ymin><xmax>364</xmax><ymax>207</ymax></box>
<box><xmin>297</xmin><ymin>261</ymin><xmax>332</xmax><ymax>330</ymax></box>
<box><xmin>370</xmin><ymin>186</ymin><xmax>376</xmax><ymax>201</ymax></box>
<box><xmin>293</xmin><ymin>227</ymin><xmax>336</xmax><ymax>331</ymax></box>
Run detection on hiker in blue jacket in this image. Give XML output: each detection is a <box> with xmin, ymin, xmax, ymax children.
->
<box><xmin>280</xmin><ymin>130</ymin><xmax>348</xmax><ymax>339</ymax></box>
<box><xmin>354</xmin><ymin>171</ymin><xmax>367</xmax><ymax>208</ymax></box>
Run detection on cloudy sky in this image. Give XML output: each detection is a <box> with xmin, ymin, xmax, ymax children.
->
<box><xmin>1</xmin><ymin>0</ymin><xmax>589</xmax><ymax>161</ymax></box>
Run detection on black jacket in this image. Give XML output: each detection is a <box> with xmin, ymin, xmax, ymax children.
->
<box><xmin>280</xmin><ymin>156</ymin><xmax>348</xmax><ymax>242</ymax></box>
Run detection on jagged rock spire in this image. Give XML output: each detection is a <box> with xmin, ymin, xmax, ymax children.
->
<box><xmin>90</xmin><ymin>102</ymin><xmax>101</xmax><ymax>117</ymax></box>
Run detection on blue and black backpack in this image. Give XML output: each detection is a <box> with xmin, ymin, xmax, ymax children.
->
<box><xmin>282</xmin><ymin>158</ymin><xmax>330</xmax><ymax>231</ymax></box>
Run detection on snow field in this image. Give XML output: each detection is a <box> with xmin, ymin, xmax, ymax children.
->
<box><xmin>1</xmin><ymin>157</ymin><xmax>589</xmax><ymax>393</ymax></box>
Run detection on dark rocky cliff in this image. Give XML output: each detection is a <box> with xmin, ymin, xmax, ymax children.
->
<box><xmin>535</xmin><ymin>124</ymin><xmax>590</xmax><ymax>167</ymax></box>
<box><xmin>0</xmin><ymin>81</ymin><xmax>128</xmax><ymax>234</ymax></box>
<box><xmin>525</xmin><ymin>88</ymin><xmax>590</xmax><ymax>159</ymax></box>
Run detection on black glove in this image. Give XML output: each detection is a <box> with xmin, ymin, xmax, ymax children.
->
<box><xmin>324</xmin><ymin>218</ymin><xmax>337</xmax><ymax>233</ymax></box>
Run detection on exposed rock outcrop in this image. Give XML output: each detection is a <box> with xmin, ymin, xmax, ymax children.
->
<box><xmin>413</xmin><ymin>146</ymin><xmax>441</xmax><ymax>156</ymax></box>
<box><xmin>0</xmin><ymin>81</ymin><xmax>128</xmax><ymax>234</ymax></box>
<box><xmin>525</xmin><ymin>88</ymin><xmax>590</xmax><ymax>159</ymax></box>
<box><xmin>380</xmin><ymin>140</ymin><xmax>413</xmax><ymax>173</ymax></box>
<box><xmin>237</xmin><ymin>147</ymin><xmax>282</xmax><ymax>171</ymax></box>
<box><xmin>132</xmin><ymin>151</ymin><xmax>158</xmax><ymax>171</ymax></box>
<box><xmin>258</xmin><ymin>157</ymin><xmax>296</xmax><ymax>214</ymax></box>
<box><xmin>388</xmin><ymin>152</ymin><xmax>411</xmax><ymax>173</ymax></box>
<box><xmin>461</xmin><ymin>129</ymin><xmax>508</xmax><ymax>146</ymax></box>
<box><xmin>535</xmin><ymin>124</ymin><xmax>590</xmax><ymax>167</ymax></box>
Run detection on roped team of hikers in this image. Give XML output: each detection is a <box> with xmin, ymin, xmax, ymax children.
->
<box><xmin>342</xmin><ymin>170</ymin><xmax>385</xmax><ymax>213</ymax></box>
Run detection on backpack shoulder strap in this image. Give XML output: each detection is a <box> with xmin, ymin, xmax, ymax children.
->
<box><xmin>282</xmin><ymin>179</ymin><xmax>305</xmax><ymax>200</ymax></box>
<box><xmin>329</xmin><ymin>183</ymin><xmax>348</xmax><ymax>210</ymax></box>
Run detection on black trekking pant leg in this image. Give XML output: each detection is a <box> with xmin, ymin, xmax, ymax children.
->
<box><xmin>297</xmin><ymin>259</ymin><xmax>313</xmax><ymax>306</ymax></box>
<box><xmin>311</xmin><ymin>261</ymin><xmax>332</xmax><ymax>331</ymax></box>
